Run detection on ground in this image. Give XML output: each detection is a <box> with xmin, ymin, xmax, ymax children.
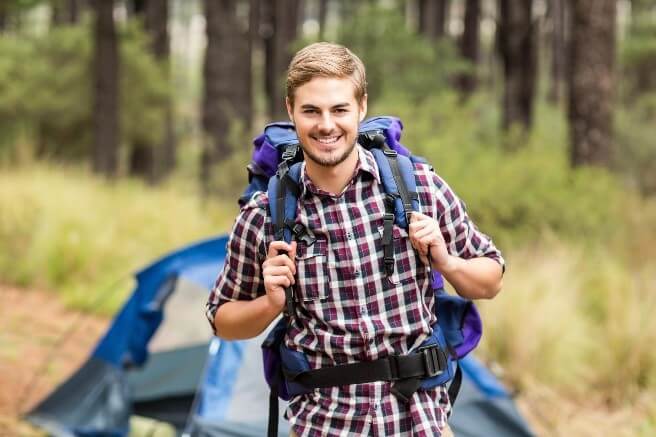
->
<box><xmin>0</xmin><ymin>284</ymin><xmax>109</xmax><ymax>436</ymax></box>
<box><xmin>1</xmin><ymin>283</ymin><xmax>652</xmax><ymax>437</ymax></box>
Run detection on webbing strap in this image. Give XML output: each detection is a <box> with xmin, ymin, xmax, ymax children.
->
<box><xmin>268</xmin><ymin>384</ymin><xmax>279</xmax><ymax>437</ymax></box>
<box><xmin>447</xmin><ymin>362</ymin><xmax>463</xmax><ymax>414</ymax></box>
<box><xmin>382</xmin><ymin>195</ymin><xmax>395</xmax><ymax>277</ymax></box>
<box><xmin>384</xmin><ymin>148</ymin><xmax>418</xmax><ymax>224</ymax></box>
<box><xmin>284</xmin><ymin>344</ymin><xmax>448</xmax><ymax>401</ymax></box>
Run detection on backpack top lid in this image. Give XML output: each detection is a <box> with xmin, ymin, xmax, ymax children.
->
<box><xmin>250</xmin><ymin>116</ymin><xmax>411</xmax><ymax>178</ymax></box>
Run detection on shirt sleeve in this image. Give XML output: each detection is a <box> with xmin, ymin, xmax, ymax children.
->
<box><xmin>427</xmin><ymin>170</ymin><xmax>505</xmax><ymax>272</ymax></box>
<box><xmin>205</xmin><ymin>195</ymin><xmax>269</xmax><ymax>332</ymax></box>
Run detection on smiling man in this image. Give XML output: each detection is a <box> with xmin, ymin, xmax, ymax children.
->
<box><xmin>206</xmin><ymin>43</ymin><xmax>504</xmax><ymax>437</ymax></box>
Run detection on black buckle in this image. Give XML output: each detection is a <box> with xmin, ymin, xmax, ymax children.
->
<box><xmin>383</xmin><ymin>148</ymin><xmax>397</xmax><ymax>157</ymax></box>
<box><xmin>276</xmin><ymin>161</ymin><xmax>289</xmax><ymax>178</ymax></box>
<box><xmin>418</xmin><ymin>346</ymin><xmax>443</xmax><ymax>377</ymax></box>
<box><xmin>384</xmin><ymin>257</ymin><xmax>395</xmax><ymax>275</ymax></box>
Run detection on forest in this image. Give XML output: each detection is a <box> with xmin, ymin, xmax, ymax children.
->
<box><xmin>1</xmin><ymin>0</ymin><xmax>655</xmax><ymax>435</ymax></box>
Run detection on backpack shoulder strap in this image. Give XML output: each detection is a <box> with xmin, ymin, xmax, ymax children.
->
<box><xmin>369</xmin><ymin>140</ymin><xmax>420</xmax><ymax>229</ymax></box>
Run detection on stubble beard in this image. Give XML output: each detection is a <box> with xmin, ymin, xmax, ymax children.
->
<box><xmin>301</xmin><ymin>138</ymin><xmax>358</xmax><ymax>168</ymax></box>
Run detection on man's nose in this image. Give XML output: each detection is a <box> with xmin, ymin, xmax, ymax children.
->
<box><xmin>317</xmin><ymin>113</ymin><xmax>336</xmax><ymax>132</ymax></box>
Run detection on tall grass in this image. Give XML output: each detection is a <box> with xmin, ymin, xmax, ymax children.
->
<box><xmin>0</xmin><ymin>164</ymin><xmax>235</xmax><ymax>314</ymax></box>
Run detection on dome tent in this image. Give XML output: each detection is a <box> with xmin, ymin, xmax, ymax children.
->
<box><xmin>26</xmin><ymin>235</ymin><xmax>534</xmax><ymax>437</ymax></box>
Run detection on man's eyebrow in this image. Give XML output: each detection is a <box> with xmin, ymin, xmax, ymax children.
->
<box><xmin>299</xmin><ymin>103</ymin><xmax>352</xmax><ymax>109</ymax></box>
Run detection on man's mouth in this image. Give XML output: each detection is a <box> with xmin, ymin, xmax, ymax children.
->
<box><xmin>312</xmin><ymin>135</ymin><xmax>342</xmax><ymax>145</ymax></box>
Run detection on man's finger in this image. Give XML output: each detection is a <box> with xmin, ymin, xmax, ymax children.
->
<box><xmin>267</xmin><ymin>240</ymin><xmax>294</xmax><ymax>258</ymax></box>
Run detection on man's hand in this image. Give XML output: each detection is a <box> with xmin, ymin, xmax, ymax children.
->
<box><xmin>409</xmin><ymin>212</ymin><xmax>452</xmax><ymax>273</ymax></box>
<box><xmin>262</xmin><ymin>241</ymin><xmax>297</xmax><ymax>311</ymax></box>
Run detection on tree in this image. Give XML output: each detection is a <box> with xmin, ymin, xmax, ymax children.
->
<box><xmin>91</xmin><ymin>0</ymin><xmax>119</xmax><ymax>177</ymax></box>
<box><xmin>127</xmin><ymin>0</ymin><xmax>175</xmax><ymax>182</ymax></box>
<box><xmin>201</xmin><ymin>0</ymin><xmax>253</xmax><ymax>191</ymax></box>
<box><xmin>418</xmin><ymin>0</ymin><xmax>449</xmax><ymax>40</ymax></box>
<box><xmin>547</xmin><ymin>0</ymin><xmax>567</xmax><ymax>104</ymax></box>
<box><xmin>262</xmin><ymin>0</ymin><xmax>302</xmax><ymax>120</ymax></box>
<box><xmin>51</xmin><ymin>0</ymin><xmax>82</xmax><ymax>26</ymax></box>
<box><xmin>497</xmin><ymin>0</ymin><xmax>537</xmax><ymax>135</ymax></box>
<box><xmin>456</xmin><ymin>0</ymin><xmax>480</xmax><ymax>97</ymax></box>
<box><xmin>318</xmin><ymin>0</ymin><xmax>327</xmax><ymax>40</ymax></box>
<box><xmin>568</xmin><ymin>0</ymin><xmax>616</xmax><ymax>167</ymax></box>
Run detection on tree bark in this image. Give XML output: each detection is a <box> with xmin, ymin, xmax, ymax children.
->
<box><xmin>418</xmin><ymin>0</ymin><xmax>449</xmax><ymax>40</ymax></box>
<box><xmin>263</xmin><ymin>0</ymin><xmax>301</xmax><ymax>121</ymax></box>
<box><xmin>568</xmin><ymin>0</ymin><xmax>616</xmax><ymax>167</ymax></box>
<box><xmin>202</xmin><ymin>0</ymin><xmax>253</xmax><ymax>190</ymax></box>
<box><xmin>497</xmin><ymin>0</ymin><xmax>537</xmax><ymax>135</ymax></box>
<box><xmin>547</xmin><ymin>0</ymin><xmax>567</xmax><ymax>104</ymax></box>
<box><xmin>456</xmin><ymin>0</ymin><xmax>480</xmax><ymax>97</ymax></box>
<box><xmin>92</xmin><ymin>0</ymin><xmax>119</xmax><ymax>178</ymax></box>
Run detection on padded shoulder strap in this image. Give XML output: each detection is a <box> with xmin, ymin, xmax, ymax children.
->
<box><xmin>267</xmin><ymin>161</ymin><xmax>303</xmax><ymax>243</ymax></box>
<box><xmin>370</xmin><ymin>147</ymin><xmax>420</xmax><ymax>229</ymax></box>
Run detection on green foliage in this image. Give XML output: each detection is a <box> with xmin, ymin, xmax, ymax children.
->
<box><xmin>621</xmin><ymin>14</ymin><xmax>656</xmax><ymax>95</ymax></box>
<box><xmin>337</xmin><ymin>3</ymin><xmax>466</xmax><ymax>106</ymax></box>
<box><xmin>0</xmin><ymin>164</ymin><xmax>235</xmax><ymax>314</ymax></box>
<box><xmin>0</xmin><ymin>20</ymin><xmax>170</xmax><ymax>167</ymax></box>
<box><xmin>372</xmin><ymin>92</ymin><xmax>625</xmax><ymax>248</ymax></box>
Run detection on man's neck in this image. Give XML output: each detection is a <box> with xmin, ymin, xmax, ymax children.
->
<box><xmin>305</xmin><ymin>148</ymin><xmax>359</xmax><ymax>195</ymax></box>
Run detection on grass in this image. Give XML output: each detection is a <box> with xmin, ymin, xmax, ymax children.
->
<box><xmin>0</xmin><ymin>163</ymin><xmax>236</xmax><ymax>314</ymax></box>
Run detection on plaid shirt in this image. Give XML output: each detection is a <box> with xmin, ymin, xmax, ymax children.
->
<box><xmin>206</xmin><ymin>146</ymin><xmax>504</xmax><ymax>436</ymax></box>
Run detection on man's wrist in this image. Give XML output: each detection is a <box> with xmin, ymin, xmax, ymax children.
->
<box><xmin>433</xmin><ymin>253</ymin><xmax>459</xmax><ymax>276</ymax></box>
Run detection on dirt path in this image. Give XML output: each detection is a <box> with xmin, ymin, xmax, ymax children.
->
<box><xmin>0</xmin><ymin>284</ymin><xmax>110</xmax><ymax>436</ymax></box>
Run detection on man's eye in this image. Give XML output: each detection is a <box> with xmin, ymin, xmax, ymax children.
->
<box><xmin>303</xmin><ymin>109</ymin><xmax>317</xmax><ymax>114</ymax></box>
<box><xmin>334</xmin><ymin>108</ymin><xmax>347</xmax><ymax>113</ymax></box>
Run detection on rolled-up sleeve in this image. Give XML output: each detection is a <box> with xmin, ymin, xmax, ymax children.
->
<box><xmin>428</xmin><ymin>171</ymin><xmax>505</xmax><ymax>273</ymax></box>
<box><xmin>205</xmin><ymin>195</ymin><xmax>269</xmax><ymax>332</ymax></box>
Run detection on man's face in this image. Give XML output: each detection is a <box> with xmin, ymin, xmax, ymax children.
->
<box><xmin>287</xmin><ymin>77</ymin><xmax>367</xmax><ymax>168</ymax></box>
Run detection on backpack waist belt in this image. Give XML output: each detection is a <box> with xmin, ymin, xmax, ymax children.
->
<box><xmin>283</xmin><ymin>343</ymin><xmax>449</xmax><ymax>403</ymax></box>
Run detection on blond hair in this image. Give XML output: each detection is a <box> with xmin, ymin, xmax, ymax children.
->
<box><xmin>286</xmin><ymin>42</ymin><xmax>367</xmax><ymax>107</ymax></box>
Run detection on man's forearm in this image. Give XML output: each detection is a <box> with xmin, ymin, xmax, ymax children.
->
<box><xmin>435</xmin><ymin>256</ymin><xmax>503</xmax><ymax>300</ymax></box>
<box><xmin>213</xmin><ymin>295</ymin><xmax>283</xmax><ymax>340</ymax></box>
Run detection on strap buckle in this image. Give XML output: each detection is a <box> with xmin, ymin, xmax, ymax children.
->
<box><xmin>418</xmin><ymin>345</ymin><xmax>444</xmax><ymax>378</ymax></box>
<box><xmin>281</xmin><ymin>144</ymin><xmax>299</xmax><ymax>161</ymax></box>
<box><xmin>383</xmin><ymin>148</ymin><xmax>397</xmax><ymax>157</ymax></box>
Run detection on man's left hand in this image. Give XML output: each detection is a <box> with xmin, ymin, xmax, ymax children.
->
<box><xmin>408</xmin><ymin>212</ymin><xmax>451</xmax><ymax>272</ymax></box>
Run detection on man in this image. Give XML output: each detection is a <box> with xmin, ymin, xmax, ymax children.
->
<box><xmin>206</xmin><ymin>42</ymin><xmax>504</xmax><ymax>436</ymax></box>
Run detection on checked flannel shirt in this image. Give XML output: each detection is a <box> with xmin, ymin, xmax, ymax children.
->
<box><xmin>206</xmin><ymin>146</ymin><xmax>505</xmax><ymax>436</ymax></box>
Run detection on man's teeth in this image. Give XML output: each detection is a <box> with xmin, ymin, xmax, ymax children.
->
<box><xmin>316</xmin><ymin>136</ymin><xmax>340</xmax><ymax>144</ymax></box>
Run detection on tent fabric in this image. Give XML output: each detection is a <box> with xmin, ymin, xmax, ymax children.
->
<box><xmin>27</xmin><ymin>234</ymin><xmax>534</xmax><ymax>437</ymax></box>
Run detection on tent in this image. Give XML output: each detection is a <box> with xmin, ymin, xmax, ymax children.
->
<box><xmin>26</xmin><ymin>235</ymin><xmax>535</xmax><ymax>437</ymax></box>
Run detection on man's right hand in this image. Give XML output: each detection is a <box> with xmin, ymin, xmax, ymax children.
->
<box><xmin>262</xmin><ymin>241</ymin><xmax>297</xmax><ymax>312</ymax></box>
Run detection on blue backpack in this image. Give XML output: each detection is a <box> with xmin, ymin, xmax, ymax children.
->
<box><xmin>241</xmin><ymin>117</ymin><xmax>482</xmax><ymax>436</ymax></box>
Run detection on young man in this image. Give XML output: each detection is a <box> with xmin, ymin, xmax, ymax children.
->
<box><xmin>206</xmin><ymin>42</ymin><xmax>504</xmax><ymax>436</ymax></box>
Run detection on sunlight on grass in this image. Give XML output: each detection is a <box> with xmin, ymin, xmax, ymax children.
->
<box><xmin>0</xmin><ymin>163</ymin><xmax>237</xmax><ymax>314</ymax></box>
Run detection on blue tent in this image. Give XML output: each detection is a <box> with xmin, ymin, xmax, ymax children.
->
<box><xmin>26</xmin><ymin>235</ymin><xmax>534</xmax><ymax>437</ymax></box>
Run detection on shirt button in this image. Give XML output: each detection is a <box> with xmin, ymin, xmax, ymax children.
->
<box><xmin>346</xmin><ymin>231</ymin><xmax>354</xmax><ymax>240</ymax></box>
<box><xmin>360</xmin><ymin>305</ymin><xmax>367</xmax><ymax>314</ymax></box>
<box><xmin>353</xmin><ymin>269</ymin><xmax>360</xmax><ymax>277</ymax></box>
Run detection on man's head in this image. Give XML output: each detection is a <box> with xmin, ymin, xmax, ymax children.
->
<box><xmin>285</xmin><ymin>42</ymin><xmax>368</xmax><ymax>169</ymax></box>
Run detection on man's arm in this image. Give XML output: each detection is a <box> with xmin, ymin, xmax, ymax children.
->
<box><xmin>212</xmin><ymin>240</ymin><xmax>297</xmax><ymax>340</ymax></box>
<box><xmin>409</xmin><ymin>212</ymin><xmax>503</xmax><ymax>300</ymax></box>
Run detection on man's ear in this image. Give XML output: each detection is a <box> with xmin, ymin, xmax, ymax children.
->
<box><xmin>285</xmin><ymin>97</ymin><xmax>294</xmax><ymax>122</ymax></box>
<box><xmin>359</xmin><ymin>94</ymin><xmax>368</xmax><ymax>122</ymax></box>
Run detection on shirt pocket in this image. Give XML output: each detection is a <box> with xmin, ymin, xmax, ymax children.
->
<box><xmin>294</xmin><ymin>239</ymin><xmax>330</xmax><ymax>301</ymax></box>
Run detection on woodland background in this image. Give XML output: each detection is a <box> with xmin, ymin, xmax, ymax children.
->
<box><xmin>1</xmin><ymin>0</ymin><xmax>655</xmax><ymax>435</ymax></box>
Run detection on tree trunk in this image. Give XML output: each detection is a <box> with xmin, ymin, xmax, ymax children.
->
<box><xmin>53</xmin><ymin>0</ymin><xmax>82</xmax><ymax>26</ymax></box>
<box><xmin>202</xmin><ymin>0</ymin><xmax>253</xmax><ymax>191</ymax></box>
<box><xmin>263</xmin><ymin>0</ymin><xmax>301</xmax><ymax>121</ymax></box>
<box><xmin>0</xmin><ymin>2</ymin><xmax>7</xmax><ymax>32</ymax></box>
<box><xmin>146</xmin><ymin>0</ymin><xmax>175</xmax><ymax>181</ymax></box>
<box><xmin>498</xmin><ymin>0</ymin><xmax>537</xmax><ymax>135</ymax></box>
<box><xmin>418</xmin><ymin>0</ymin><xmax>449</xmax><ymax>40</ymax></box>
<box><xmin>92</xmin><ymin>0</ymin><xmax>119</xmax><ymax>178</ymax></box>
<box><xmin>568</xmin><ymin>0</ymin><xmax>616</xmax><ymax>167</ymax></box>
<box><xmin>456</xmin><ymin>0</ymin><xmax>480</xmax><ymax>97</ymax></box>
<box><xmin>547</xmin><ymin>0</ymin><xmax>567</xmax><ymax>104</ymax></box>
<box><xmin>318</xmin><ymin>0</ymin><xmax>327</xmax><ymax>40</ymax></box>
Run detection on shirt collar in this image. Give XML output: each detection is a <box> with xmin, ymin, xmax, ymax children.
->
<box><xmin>300</xmin><ymin>145</ymin><xmax>381</xmax><ymax>198</ymax></box>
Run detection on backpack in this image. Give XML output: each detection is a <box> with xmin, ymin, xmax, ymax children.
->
<box><xmin>240</xmin><ymin>116</ymin><xmax>483</xmax><ymax>437</ymax></box>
